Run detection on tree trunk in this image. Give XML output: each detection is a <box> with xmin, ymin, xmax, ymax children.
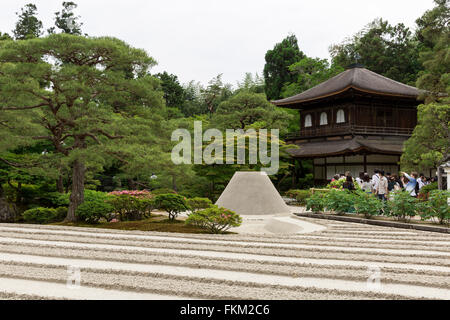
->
<box><xmin>16</xmin><ymin>181</ymin><xmax>22</xmax><ymax>205</ymax></box>
<box><xmin>0</xmin><ymin>183</ymin><xmax>17</xmax><ymax>222</ymax></box>
<box><xmin>128</xmin><ymin>179</ymin><xmax>136</xmax><ymax>190</ymax></box>
<box><xmin>56</xmin><ymin>175</ymin><xmax>64</xmax><ymax>193</ymax></box>
<box><xmin>66</xmin><ymin>160</ymin><xmax>85</xmax><ymax>222</ymax></box>
<box><xmin>172</xmin><ymin>175</ymin><xmax>177</xmax><ymax>192</ymax></box>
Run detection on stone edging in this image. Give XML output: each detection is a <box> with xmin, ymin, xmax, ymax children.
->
<box><xmin>292</xmin><ymin>212</ymin><xmax>450</xmax><ymax>234</ymax></box>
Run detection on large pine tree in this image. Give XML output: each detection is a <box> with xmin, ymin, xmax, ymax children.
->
<box><xmin>0</xmin><ymin>34</ymin><xmax>168</xmax><ymax>221</ymax></box>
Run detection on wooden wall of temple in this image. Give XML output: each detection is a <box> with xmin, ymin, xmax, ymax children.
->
<box><xmin>298</xmin><ymin>96</ymin><xmax>417</xmax><ymax>131</ymax></box>
<box><xmin>313</xmin><ymin>154</ymin><xmax>401</xmax><ymax>180</ymax></box>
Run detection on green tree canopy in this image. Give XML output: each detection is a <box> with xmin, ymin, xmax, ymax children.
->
<box><xmin>263</xmin><ymin>34</ymin><xmax>305</xmax><ymax>100</ymax></box>
<box><xmin>401</xmin><ymin>102</ymin><xmax>450</xmax><ymax>172</ymax></box>
<box><xmin>13</xmin><ymin>3</ymin><xmax>43</xmax><ymax>40</ymax></box>
<box><xmin>329</xmin><ymin>18</ymin><xmax>422</xmax><ymax>85</ymax></box>
<box><xmin>235</xmin><ymin>72</ymin><xmax>265</xmax><ymax>94</ymax></box>
<box><xmin>156</xmin><ymin>71</ymin><xmax>186</xmax><ymax>110</ymax></box>
<box><xmin>0</xmin><ymin>34</ymin><xmax>167</xmax><ymax>221</ymax></box>
<box><xmin>212</xmin><ymin>91</ymin><xmax>292</xmax><ymax>135</ymax></box>
<box><xmin>0</xmin><ymin>33</ymin><xmax>12</xmax><ymax>41</ymax></box>
<box><xmin>201</xmin><ymin>74</ymin><xmax>233</xmax><ymax>116</ymax></box>
<box><xmin>416</xmin><ymin>0</ymin><xmax>450</xmax><ymax>49</ymax></box>
<box><xmin>280</xmin><ymin>57</ymin><xmax>344</xmax><ymax>98</ymax></box>
<box><xmin>48</xmin><ymin>1</ymin><xmax>84</xmax><ymax>35</ymax></box>
<box><xmin>415</xmin><ymin>0</ymin><xmax>450</xmax><ymax>102</ymax></box>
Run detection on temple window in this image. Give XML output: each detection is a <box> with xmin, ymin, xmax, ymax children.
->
<box><xmin>304</xmin><ymin>114</ymin><xmax>312</xmax><ymax>127</ymax></box>
<box><xmin>336</xmin><ymin>109</ymin><xmax>345</xmax><ymax>123</ymax></box>
<box><xmin>320</xmin><ymin>112</ymin><xmax>328</xmax><ymax>125</ymax></box>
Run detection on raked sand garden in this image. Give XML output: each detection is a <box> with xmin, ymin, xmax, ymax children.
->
<box><xmin>0</xmin><ymin>207</ymin><xmax>449</xmax><ymax>300</ymax></box>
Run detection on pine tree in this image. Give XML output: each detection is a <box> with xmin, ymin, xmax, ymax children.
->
<box><xmin>13</xmin><ymin>3</ymin><xmax>43</xmax><ymax>40</ymax></box>
<box><xmin>0</xmin><ymin>34</ymin><xmax>167</xmax><ymax>221</ymax></box>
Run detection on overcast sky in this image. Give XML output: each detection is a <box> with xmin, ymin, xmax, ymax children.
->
<box><xmin>1</xmin><ymin>0</ymin><xmax>435</xmax><ymax>87</ymax></box>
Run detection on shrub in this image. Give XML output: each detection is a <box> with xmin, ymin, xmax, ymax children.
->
<box><xmin>385</xmin><ymin>191</ymin><xmax>418</xmax><ymax>222</ymax></box>
<box><xmin>76</xmin><ymin>190</ymin><xmax>114</xmax><ymax>224</ymax></box>
<box><xmin>23</xmin><ymin>207</ymin><xmax>58</xmax><ymax>224</ymax></box>
<box><xmin>152</xmin><ymin>188</ymin><xmax>177</xmax><ymax>195</ymax></box>
<box><xmin>285</xmin><ymin>190</ymin><xmax>311</xmax><ymax>205</ymax></box>
<box><xmin>154</xmin><ymin>193</ymin><xmax>190</xmax><ymax>220</ymax></box>
<box><xmin>419</xmin><ymin>190</ymin><xmax>450</xmax><ymax>225</ymax></box>
<box><xmin>418</xmin><ymin>182</ymin><xmax>438</xmax><ymax>200</ymax></box>
<box><xmin>55</xmin><ymin>207</ymin><xmax>68</xmax><ymax>221</ymax></box>
<box><xmin>186</xmin><ymin>197</ymin><xmax>213</xmax><ymax>214</ymax></box>
<box><xmin>353</xmin><ymin>191</ymin><xmax>383</xmax><ymax>218</ymax></box>
<box><xmin>109</xmin><ymin>190</ymin><xmax>152</xmax><ymax>197</ymax></box>
<box><xmin>305</xmin><ymin>192</ymin><xmax>326</xmax><ymax>213</ymax></box>
<box><xmin>107</xmin><ymin>195</ymin><xmax>154</xmax><ymax>221</ymax></box>
<box><xmin>185</xmin><ymin>205</ymin><xmax>242</xmax><ymax>234</ymax></box>
<box><xmin>2</xmin><ymin>182</ymin><xmax>69</xmax><ymax>209</ymax></box>
<box><xmin>326</xmin><ymin>178</ymin><xmax>361</xmax><ymax>191</ymax></box>
<box><xmin>297</xmin><ymin>173</ymin><xmax>314</xmax><ymax>189</ymax></box>
<box><xmin>323</xmin><ymin>189</ymin><xmax>356</xmax><ymax>214</ymax></box>
<box><xmin>43</xmin><ymin>192</ymin><xmax>70</xmax><ymax>207</ymax></box>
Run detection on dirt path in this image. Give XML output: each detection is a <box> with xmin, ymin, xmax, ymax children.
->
<box><xmin>0</xmin><ymin>217</ymin><xmax>449</xmax><ymax>300</ymax></box>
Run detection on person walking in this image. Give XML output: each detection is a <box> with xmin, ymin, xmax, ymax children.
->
<box><xmin>376</xmin><ymin>170</ymin><xmax>389</xmax><ymax>201</ymax></box>
<box><xmin>372</xmin><ymin>169</ymin><xmax>380</xmax><ymax>194</ymax></box>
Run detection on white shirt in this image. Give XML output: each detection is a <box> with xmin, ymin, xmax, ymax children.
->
<box><xmin>372</xmin><ymin>174</ymin><xmax>380</xmax><ymax>191</ymax></box>
<box><xmin>361</xmin><ymin>181</ymin><xmax>374</xmax><ymax>193</ymax></box>
<box><xmin>417</xmin><ymin>178</ymin><xmax>425</xmax><ymax>190</ymax></box>
<box><xmin>377</xmin><ymin>176</ymin><xmax>388</xmax><ymax>195</ymax></box>
<box><xmin>355</xmin><ymin>177</ymin><xmax>363</xmax><ymax>187</ymax></box>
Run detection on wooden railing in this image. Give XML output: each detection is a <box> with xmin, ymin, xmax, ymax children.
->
<box><xmin>286</xmin><ymin>125</ymin><xmax>413</xmax><ymax>140</ymax></box>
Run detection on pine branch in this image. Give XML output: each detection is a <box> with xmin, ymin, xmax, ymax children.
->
<box><xmin>2</xmin><ymin>102</ymin><xmax>48</xmax><ymax>110</ymax></box>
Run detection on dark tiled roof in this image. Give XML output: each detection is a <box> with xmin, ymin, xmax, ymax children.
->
<box><xmin>287</xmin><ymin>136</ymin><xmax>407</xmax><ymax>158</ymax></box>
<box><xmin>273</xmin><ymin>67</ymin><xmax>422</xmax><ymax>106</ymax></box>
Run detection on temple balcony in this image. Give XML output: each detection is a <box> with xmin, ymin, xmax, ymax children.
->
<box><xmin>285</xmin><ymin>125</ymin><xmax>414</xmax><ymax>140</ymax></box>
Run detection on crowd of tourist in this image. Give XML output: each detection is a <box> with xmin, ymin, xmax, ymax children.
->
<box><xmin>331</xmin><ymin>169</ymin><xmax>437</xmax><ymax>200</ymax></box>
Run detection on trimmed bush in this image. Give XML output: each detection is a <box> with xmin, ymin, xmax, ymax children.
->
<box><xmin>2</xmin><ymin>182</ymin><xmax>69</xmax><ymax>209</ymax></box>
<box><xmin>107</xmin><ymin>195</ymin><xmax>154</xmax><ymax>221</ymax></box>
<box><xmin>154</xmin><ymin>193</ymin><xmax>190</xmax><ymax>220</ymax></box>
<box><xmin>55</xmin><ymin>207</ymin><xmax>68</xmax><ymax>221</ymax></box>
<box><xmin>353</xmin><ymin>191</ymin><xmax>384</xmax><ymax>218</ymax></box>
<box><xmin>285</xmin><ymin>190</ymin><xmax>311</xmax><ymax>205</ymax></box>
<box><xmin>23</xmin><ymin>207</ymin><xmax>58</xmax><ymax>224</ymax></box>
<box><xmin>323</xmin><ymin>189</ymin><xmax>356</xmax><ymax>215</ymax></box>
<box><xmin>418</xmin><ymin>182</ymin><xmax>438</xmax><ymax>200</ymax></box>
<box><xmin>305</xmin><ymin>192</ymin><xmax>326</xmax><ymax>213</ymax></box>
<box><xmin>76</xmin><ymin>190</ymin><xmax>114</xmax><ymax>224</ymax></box>
<box><xmin>152</xmin><ymin>188</ymin><xmax>177</xmax><ymax>195</ymax></box>
<box><xmin>420</xmin><ymin>182</ymin><xmax>438</xmax><ymax>195</ymax></box>
<box><xmin>385</xmin><ymin>191</ymin><xmax>418</xmax><ymax>222</ymax></box>
<box><xmin>186</xmin><ymin>197</ymin><xmax>213</xmax><ymax>214</ymax></box>
<box><xmin>185</xmin><ymin>205</ymin><xmax>242</xmax><ymax>234</ymax></box>
<box><xmin>419</xmin><ymin>190</ymin><xmax>450</xmax><ymax>225</ymax></box>
<box><xmin>109</xmin><ymin>190</ymin><xmax>152</xmax><ymax>197</ymax></box>
<box><xmin>327</xmin><ymin>178</ymin><xmax>361</xmax><ymax>191</ymax></box>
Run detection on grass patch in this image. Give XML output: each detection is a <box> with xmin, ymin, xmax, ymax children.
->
<box><xmin>52</xmin><ymin>214</ymin><xmax>231</xmax><ymax>234</ymax></box>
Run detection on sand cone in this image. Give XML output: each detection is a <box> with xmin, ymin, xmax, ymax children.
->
<box><xmin>215</xmin><ymin>171</ymin><xmax>290</xmax><ymax>215</ymax></box>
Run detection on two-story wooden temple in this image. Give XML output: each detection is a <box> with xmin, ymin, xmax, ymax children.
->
<box><xmin>272</xmin><ymin>65</ymin><xmax>424</xmax><ymax>183</ymax></box>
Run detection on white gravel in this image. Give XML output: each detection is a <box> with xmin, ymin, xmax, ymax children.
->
<box><xmin>0</xmin><ymin>215</ymin><xmax>449</xmax><ymax>300</ymax></box>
